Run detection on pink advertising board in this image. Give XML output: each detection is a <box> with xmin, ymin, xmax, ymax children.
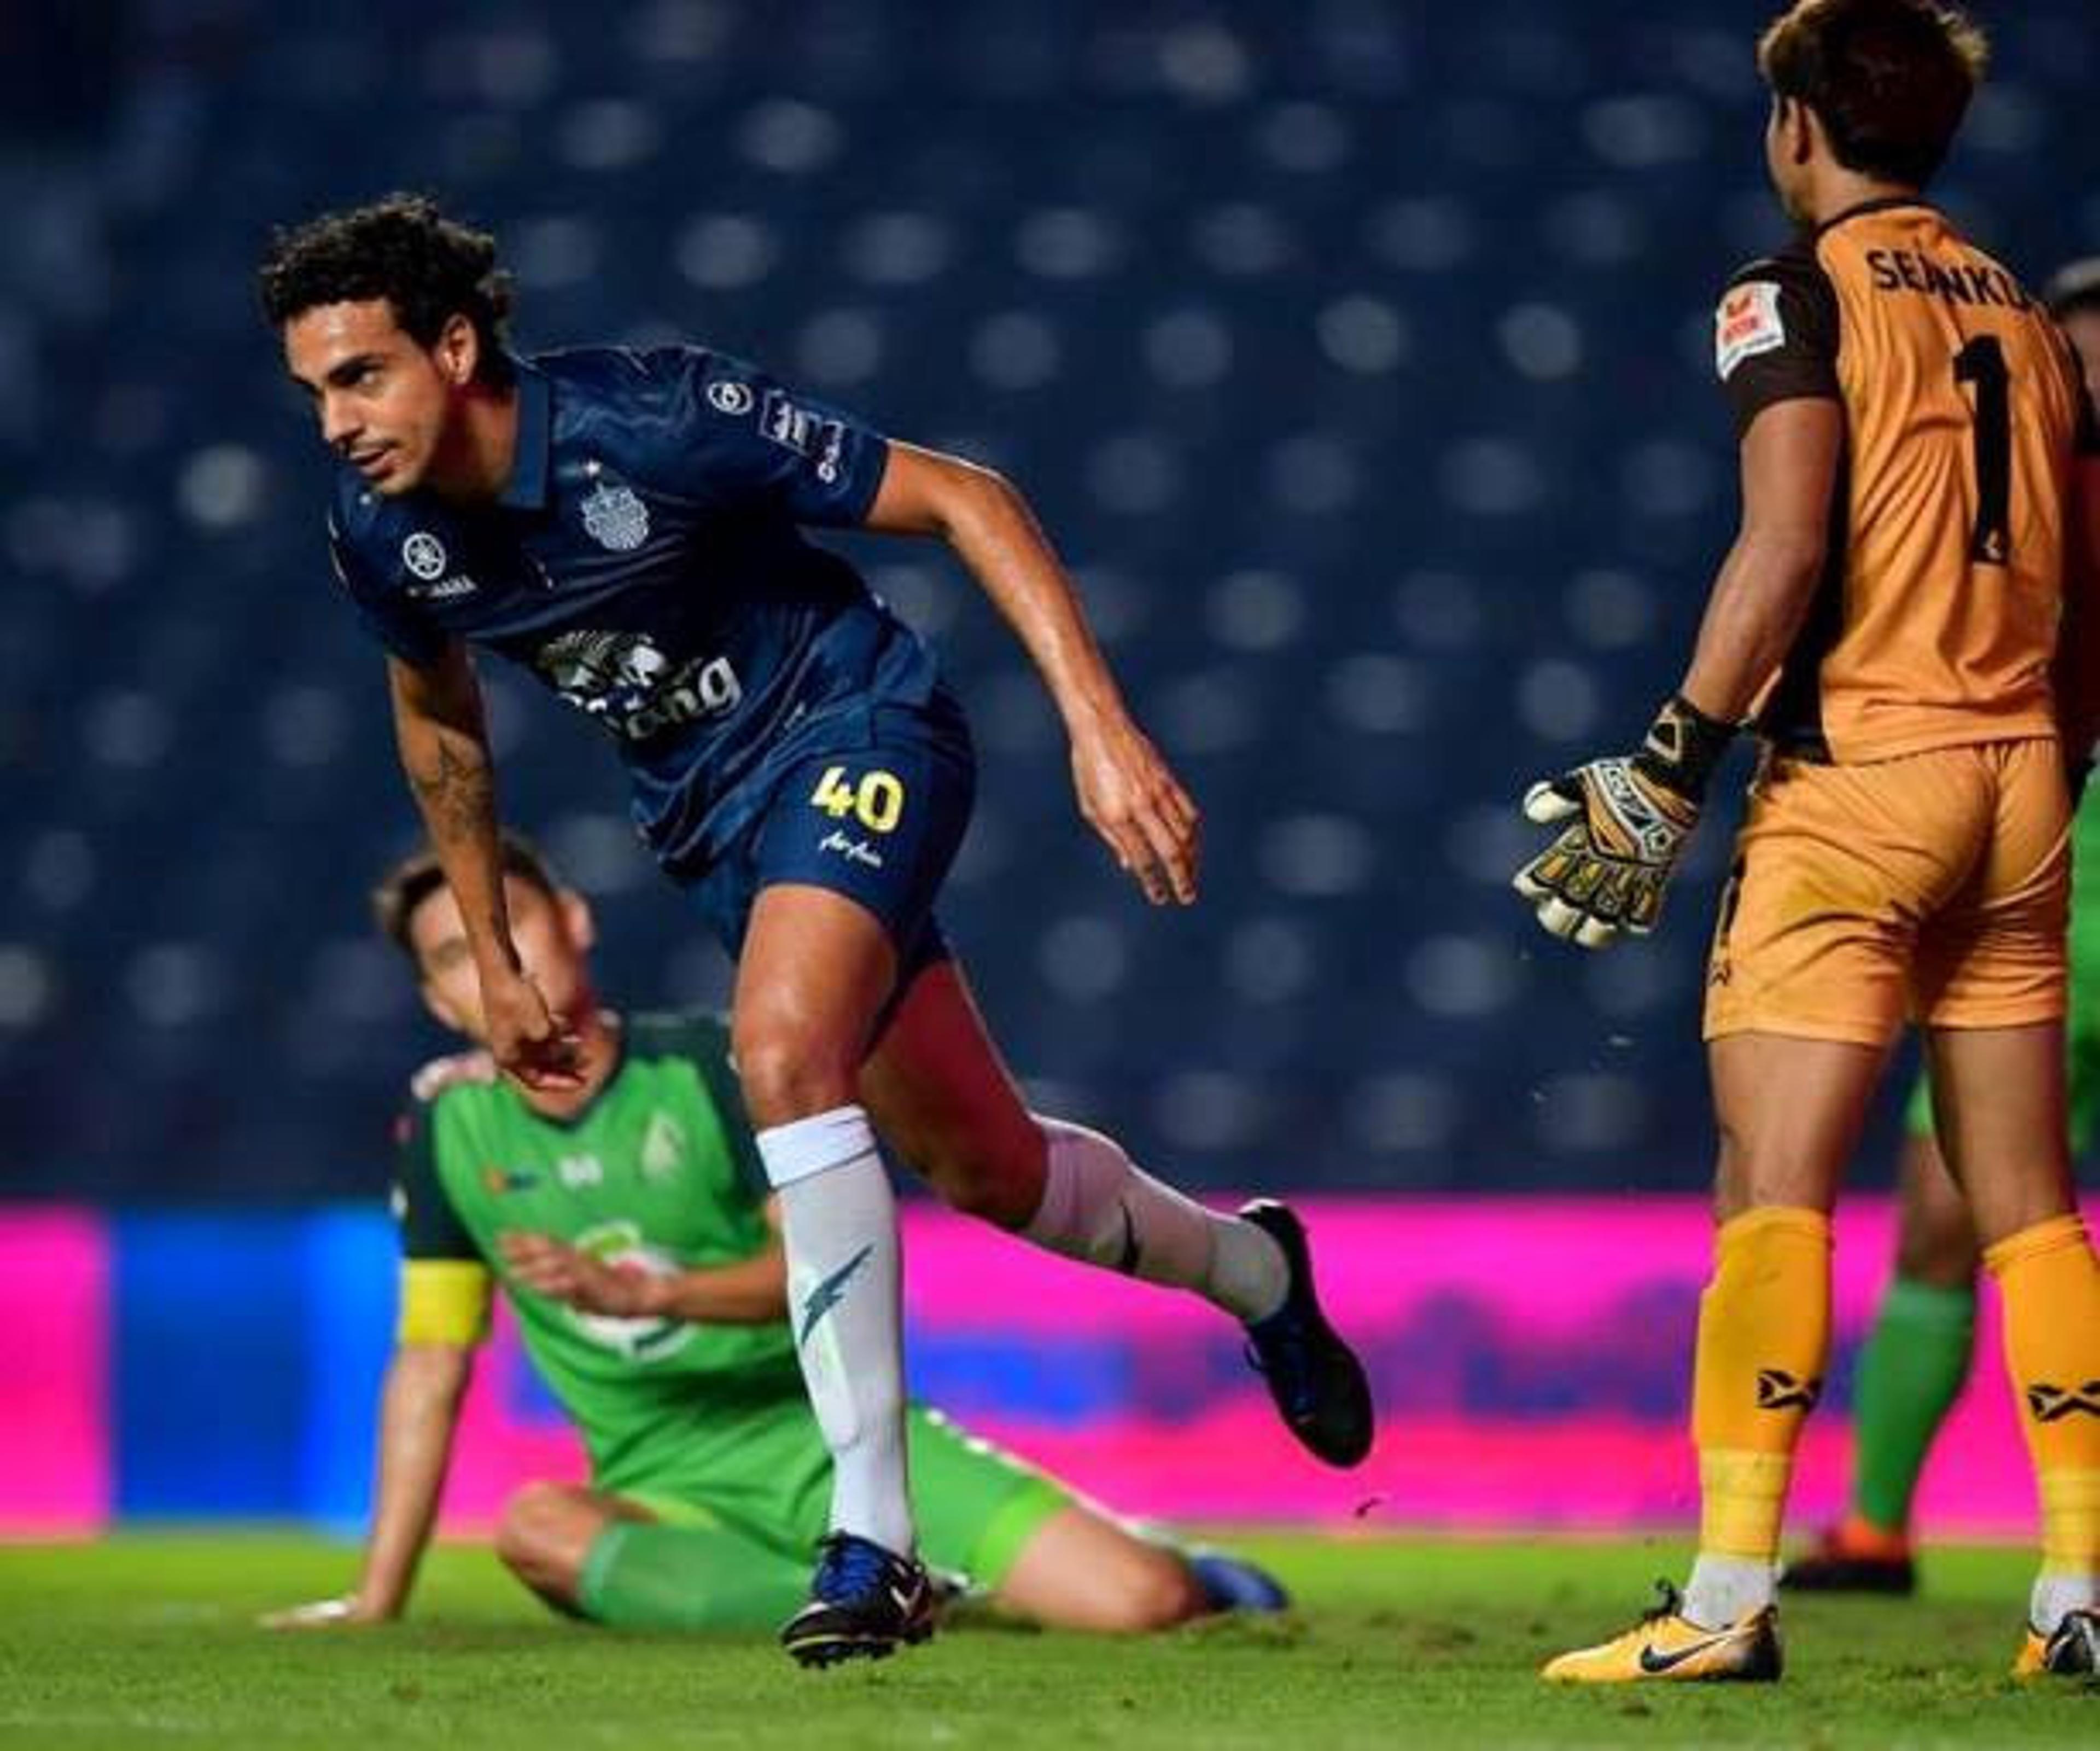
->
<box><xmin>0</xmin><ymin>1199</ymin><xmax>2073</xmax><ymax>1535</ymax></box>
<box><xmin>0</xmin><ymin>1211</ymin><xmax>109</xmax><ymax>1535</ymax></box>
<box><xmin>435</xmin><ymin>1196</ymin><xmax>2071</xmax><ymax>1536</ymax></box>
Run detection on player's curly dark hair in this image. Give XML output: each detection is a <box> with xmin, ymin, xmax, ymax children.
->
<box><xmin>258</xmin><ymin>193</ymin><xmax>516</xmax><ymax>388</ymax></box>
<box><xmin>374</xmin><ymin>830</ymin><xmax>565</xmax><ymax>963</ymax></box>
<box><xmin>1758</xmin><ymin>0</ymin><xmax>1987</xmax><ymax>190</ymax></box>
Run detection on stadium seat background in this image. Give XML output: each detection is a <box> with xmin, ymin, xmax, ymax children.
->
<box><xmin>4</xmin><ymin>2</ymin><xmax>2097</xmax><ymax>1200</ymax></box>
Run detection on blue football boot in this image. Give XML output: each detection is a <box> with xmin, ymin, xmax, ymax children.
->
<box><xmin>1188</xmin><ymin>1549</ymin><xmax>1292</xmax><ymax>1613</ymax></box>
<box><xmin>780</xmin><ymin>1532</ymin><xmax>936</xmax><ymax>1668</ymax></box>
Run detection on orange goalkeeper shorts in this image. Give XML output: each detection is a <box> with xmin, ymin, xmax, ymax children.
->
<box><xmin>1704</xmin><ymin>737</ymin><xmax>2069</xmax><ymax>1047</ymax></box>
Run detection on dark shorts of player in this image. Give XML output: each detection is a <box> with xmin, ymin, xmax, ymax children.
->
<box><xmin>687</xmin><ymin>685</ymin><xmax>976</xmax><ymax>988</ymax></box>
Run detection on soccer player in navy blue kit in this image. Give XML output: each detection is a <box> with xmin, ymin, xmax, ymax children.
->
<box><xmin>260</xmin><ymin>195</ymin><xmax>1372</xmax><ymax>1667</ymax></box>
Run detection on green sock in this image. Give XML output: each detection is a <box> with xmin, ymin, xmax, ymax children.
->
<box><xmin>576</xmin><ymin>1521</ymin><xmax>809</xmax><ymax>1630</ymax></box>
<box><xmin>1851</xmin><ymin>1276</ymin><xmax>1976</xmax><ymax>1535</ymax></box>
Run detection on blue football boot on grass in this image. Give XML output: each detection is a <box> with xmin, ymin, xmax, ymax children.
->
<box><xmin>780</xmin><ymin>1532</ymin><xmax>936</xmax><ymax>1668</ymax></box>
<box><xmin>1239</xmin><ymin>1200</ymin><xmax>1375</xmax><ymax>1468</ymax></box>
<box><xmin>1188</xmin><ymin>1550</ymin><xmax>1292</xmax><ymax>1613</ymax></box>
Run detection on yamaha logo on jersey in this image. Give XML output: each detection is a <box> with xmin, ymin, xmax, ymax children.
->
<box><xmin>402</xmin><ymin>531</ymin><xmax>448</xmax><ymax>580</ymax></box>
<box><xmin>707</xmin><ymin>380</ymin><xmax>754</xmax><ymax>416</ymax></box>
<box><xmin>581</xmin><ymin>481</ymin><xmax>650</xmax><ymax>552</ymax></box>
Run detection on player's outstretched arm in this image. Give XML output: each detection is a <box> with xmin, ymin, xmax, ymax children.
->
<box><xmin>864</xmin><ymin>443</ymin><xmax>1200</xmax><ymax>906</ymax></box>
<box><xmin>261</xmin><ymin>1341</ymin><xmax>474</xmax><ymax>1627</ymax></box>
<box><xmin>387</xmin><ymin>647</ymin><xmax>581</xmax><ymax>1088</ymax></box>
<box><xmin>1513</xmin><ymin>398</ymin><xmax>1839</xmax><ymax>949</ymax></box>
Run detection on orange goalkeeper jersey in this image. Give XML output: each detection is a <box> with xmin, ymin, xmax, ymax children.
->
<box><xmin>1714</xmin><ymin>197</ymin><xmax>2094</xmax><ymax>762</ymax></box>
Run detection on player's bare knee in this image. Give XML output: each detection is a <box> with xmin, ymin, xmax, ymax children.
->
<box><xmin>925</xmin><ymin>1153</ymin><xmax>1038</xmax><ymax>1229</ymax></box>
<box><xmin>1104</xmin><ymin>1551</ymin><xmax>1206</xmax><ymax>1632</ymax></box>
<box><xmin>732</xmin><ymin>1022</ymin><xmax>859</xmax><ymax>1127</ymax></box>
<box><xmin>494</xmin><ymin>1483</ymin><xmax>580</xmax><ymax>1589</ymax></box>
<box><xmin>914</xmin><ymin>1118</ymin><xmax>1046</xmax><ymax>1228</ymax></box>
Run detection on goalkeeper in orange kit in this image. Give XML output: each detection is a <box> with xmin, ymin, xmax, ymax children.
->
<box><xmin>1514</xmin><ymin>0</ymin><xmax>2100</xmax><ymax>1683</ymax></box>
<box><xmin>1783</xmin><ymin>257</ymin><xmax>2100</xmax><ymax>1598</ymax></box>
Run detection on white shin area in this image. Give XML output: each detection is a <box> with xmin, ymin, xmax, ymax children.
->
<box><xmin>757</xmin><ymin>1104</ymin><xmax>914</xmax><ymax>1556</ymax></box>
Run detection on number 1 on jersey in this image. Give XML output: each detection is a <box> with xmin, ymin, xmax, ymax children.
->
<box><xmin>1953</xmin><ymin>334</ymin><xmax>2011</xmax><ymax>566</ymax></box>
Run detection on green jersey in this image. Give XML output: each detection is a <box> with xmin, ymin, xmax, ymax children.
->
<box><xmin>393</xmin><ymin>1010</ymin><xmax>804</xmax><ymax>1492</ymax></box>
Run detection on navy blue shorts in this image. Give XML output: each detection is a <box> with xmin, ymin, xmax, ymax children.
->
<box><xmin>688</xmin><ymin>691</ymin><xmax>975</xmax><ymax>986</ymax></box>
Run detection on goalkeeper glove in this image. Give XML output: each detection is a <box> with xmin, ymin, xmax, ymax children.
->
<box><xmin>1513</xmin><ymin>694</ymin><xmax>1736</xmax><ymax>950</ymax></box>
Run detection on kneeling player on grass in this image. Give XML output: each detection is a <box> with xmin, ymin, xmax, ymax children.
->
<box><xmin>265</xmin><ymin>837</ymin><xmax>1285</xmax><ymax>1641</ymax></box>
<box><xmin>1514</xmin><ymin>0</ymin><xmax>2099</xmax><ymax>1683</ymax></box>
<box><xmin>1786</xmin><ymin>259</ymin><xmax>2100</xmax><ymax>1597</ymax></box>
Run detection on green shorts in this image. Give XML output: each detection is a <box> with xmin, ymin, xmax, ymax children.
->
<box><xmin>1903</xmin><ymin>788</ymin><xmax>2100</xmax><ymax>1153</ymax></box>
<box><xmin>609</xmin><ymin>1398</ymin><xmax>1070</xmax><ymax>1590</ymax></box>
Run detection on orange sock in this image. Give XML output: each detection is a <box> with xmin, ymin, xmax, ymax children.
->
<box><xmin>1691</xmin><ymin>1207</ymin><xmax>1833</xmax><ymax>1563</ymax></box>
<box><xmin>1984</xmin><ymin>1214</ymin><xmax>2100</xmax><ymax>1579</ymax></box>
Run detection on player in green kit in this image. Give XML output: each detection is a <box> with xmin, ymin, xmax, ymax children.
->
<box><xmin>1785</xmin><ymin>258</ymin><xmax>2100</xmax><ymax>1595</ymax></box>
<box><xmin>266</xmin><ymin>834</ymin><xmax>1285</xmax><ymax>1637</ymax></box>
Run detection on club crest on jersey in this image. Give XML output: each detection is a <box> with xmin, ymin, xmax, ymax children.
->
<box><xmin>580</xmin><ymin>480</ymin><xmax>650</xmax><ymax>552</ymax></box>
<box><xmin>1715</xmin><ymin>281</ymin><xmax>1786</xmax><ymax>380</ymax></box>
<box><xmin>640</xmin><ymin>1110</ymin><xmax>685</xmax><ymax>1184</ymax></box>
<box><xmin>401</xmin><ymin>531</ymin><xmax>448</xmax><ymax>580</ymax></box>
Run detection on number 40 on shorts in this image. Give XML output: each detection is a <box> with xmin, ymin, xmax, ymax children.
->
<box><xmin>809</xmin><ymin>764</ymin><xmax>906</xmax><ymax>833</ymax></box>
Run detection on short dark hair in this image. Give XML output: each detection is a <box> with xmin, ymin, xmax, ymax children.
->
<box><xmin>1758</xmin><ymin>0</ymin><xmax>1987</xmax><ymax>189</ymax></box>
<box><xmin>372</xmin><ymin>831</ymin><xmax>564</xmax><ymax>963</ymax></box>
<box><xmin>259</xmin><ymin>193</ymin><xmax>516</xmax><ymax>388</ymax></box>
<box><xmin>2047</xmin><ymin>258</ymin><xmax>2100</xmax><ymax>322</ymax></box>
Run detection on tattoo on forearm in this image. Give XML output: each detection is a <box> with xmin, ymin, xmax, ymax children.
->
<box><xmin>406</xmin><ymin>733</ymin><xmax>494</xmax><ymax>843</ymax></box>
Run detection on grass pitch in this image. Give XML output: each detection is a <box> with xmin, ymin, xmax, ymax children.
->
<box><xmin>0</xmin><ymin>1533</ymin><xmax>2090</xmax><ymax>1748</ymax></box>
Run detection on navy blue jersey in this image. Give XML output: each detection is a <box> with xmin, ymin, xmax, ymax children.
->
<box><xmin>326</xmin><ymin>347</ymin><xmax>941</xmax><ymax>871</ymax></box>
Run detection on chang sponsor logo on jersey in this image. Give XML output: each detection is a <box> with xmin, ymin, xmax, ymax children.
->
<box><xmin>533</xmin><ymin>630</ymin><xmax>744</xmax><ymax>741</ymax></box>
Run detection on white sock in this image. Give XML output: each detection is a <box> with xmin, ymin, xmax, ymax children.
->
<box><xmin>1682</xmin><ymin>1555</ymin><xmax>1776</xmax><ymax>1629</ymax></box>
<box><xmin>1020</xmin><ymin>1115</ymin><xmax>1288</xmax><ymax>1323</ymax></box>
<box><xmin>2031</xmin><ymin>1569</ymin><xmax>2099</xmax><ymax>1633</ymax></box>
<box><xmin>757</xmin><ymin>1104</ymin><xmax>914</xmax><ymax>1556</ymax></box>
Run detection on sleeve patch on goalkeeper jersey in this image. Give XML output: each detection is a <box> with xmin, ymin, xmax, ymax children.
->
<box><xmin>1716</xmin><ymin>281</ymin><xmax>1787</xmax><ymax>380</ymax></box>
